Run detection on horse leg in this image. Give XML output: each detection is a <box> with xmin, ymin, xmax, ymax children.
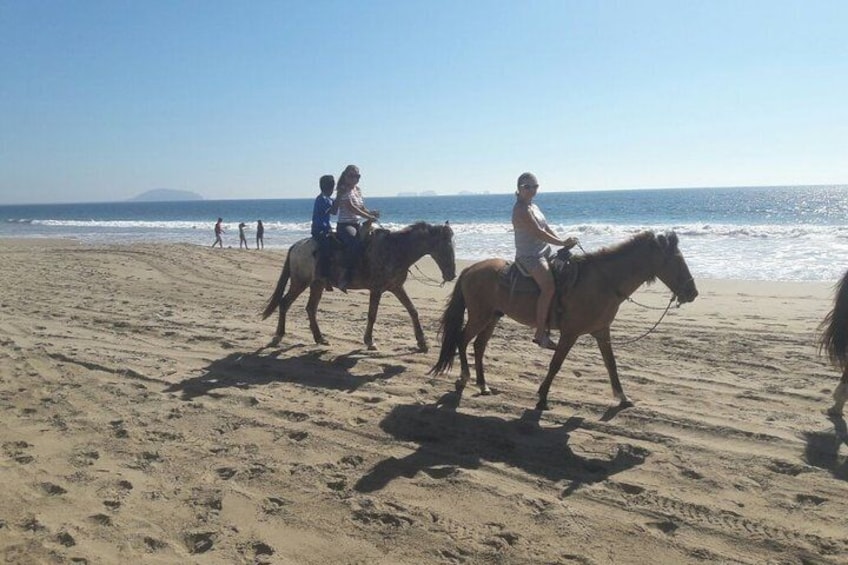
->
<box><xmin>828</xmin><ymin>365</ymin><xmax>848</xmax><ymax>417</ymax></box>
<box><xmin>593</xmin><ymin>328</ymin><xmax>633</xmax><ymax>408</ymax></box>
<box><xmin>536</xmin><ymin>334</ymin><xmax>577</xmax><ymax>411</ymax></box>
<box><xmin>456</xmin><ymin>315</ymin><xmax>495</xmax><ymax>394</ymax></box>
<box><xmin>390</xmin><ymin>286</ymin><xmax>427</xmax><ymax>352</ymax></box>
<box><xmin>305</xmin><ymin>282</ymin><xmax>328</xmax><ymax>345</ymax></box>
<box><xmin>364</xmin><ymin>290</ymin><xmax>382</xmax><ymax>350</ymax></box>
<box><xmin>473</xmin><ymin>319</ymin><xmax>499</xmax><ymax>395</ymax></box>
<box><xmin>273</xmin><ymin>280</ymin><xmax>309</xmax><ymax>345</ymax></box>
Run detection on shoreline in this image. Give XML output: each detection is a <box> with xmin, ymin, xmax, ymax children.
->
<box><xmin>1</xmin><ymin>239</ymin><xmax>846</xmax><ymax>563</ymax></box>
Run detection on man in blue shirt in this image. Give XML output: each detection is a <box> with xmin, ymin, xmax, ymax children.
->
<box><xmin>311</xmin><ymin>175</ymin><xmax>336</xmax><ymax>289</ymax></box>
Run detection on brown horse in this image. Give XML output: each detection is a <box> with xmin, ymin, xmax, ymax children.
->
<box><xmin>262</xmin><ymin>221</ymin><xmax>456</xmax><ymax>351</ymax></box>
<box><xmin>430</xmin><ymin>231</ymin><xmax>699</xmax><ymax>411</ymax></box>
<box><xmin>818</xmin><ymin>269</ymin><xmax>848</xmax><ymax>416</ymax></box>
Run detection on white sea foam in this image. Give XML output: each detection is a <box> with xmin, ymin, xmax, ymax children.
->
<box><xmin>4</xmin><ymin>218</ymin><xmax>847</xmax><ymax>281</ymax></box>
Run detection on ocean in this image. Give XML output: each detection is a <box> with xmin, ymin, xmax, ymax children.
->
<box><xmin>2</xmin><ymin>185</ymin><xmax>847</xmax><ymax>281</ymax></box>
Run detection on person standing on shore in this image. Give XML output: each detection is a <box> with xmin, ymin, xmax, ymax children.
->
<box><xmin>256</xmin><ymin>220</ymin><xmax>264</xmax><ymax>249</ymax></box>
<box><xmin>512</xmin><ymin>172</ymin><xmax>578</xmax><ymax>350</ymax></box>
<box><xmin>312</xmin><ymin>175</ymin><xmax>336</xmax><ymax>289</ymax></box>
<box><xmin>212</xmin><ymin>218</ymin><xmax>225</xmax><ymax>248</ymax></box>
<box><xmin>331</xmin><ymin>165</ymin><xmax>379</xmax><ymax>291</ymax></box>
<box><xmin>238</xmin><ymin>222</ymin><xmax>249</xmax><ymax>249</ymax></box>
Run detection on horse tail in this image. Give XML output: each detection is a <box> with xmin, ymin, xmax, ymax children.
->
<box><xmin>261</xmin><ymin>252</ymin><xmax>291</xmax><ymax>320</ymax></box>
<box><xmin>429</xmin><ymin>276</ymin><xmax>467</xmax><ymax>375</ymax></box>
<box><xmin>820</xmin><ymin>268</ymin><xmax>848</xmax><ymax>367</ymax></box>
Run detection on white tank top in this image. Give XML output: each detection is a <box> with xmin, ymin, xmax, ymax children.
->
<box><xmin>337</xmin><ymin>186</ymin><xmax>364</xmax><ymax>224</ymax></box>
<box><xmin>514</xmin><ymin>203</ymin><xmax>551</xmax><ymax>258</ymax></box>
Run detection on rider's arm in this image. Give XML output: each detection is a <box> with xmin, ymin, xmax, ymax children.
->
<box><xmin>348</xmin><ymin>199</ymin><xmax>378</xmax><ymax>222</ymax></box>
<box><xmin>513</xmin><ymin>206</ymin><xmax>573</xmax><ymax>247</ymax></box>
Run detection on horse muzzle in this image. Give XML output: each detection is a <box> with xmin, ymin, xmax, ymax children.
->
<box><xmin>676</xmin><ymin>283</ymin><xmax>699</xmax><ymax>305</ymax></box>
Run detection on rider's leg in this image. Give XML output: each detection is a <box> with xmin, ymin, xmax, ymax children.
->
<box><xmin>525</xmin><ymin>260</ymin><xmax>556</xmax><ymax>348</ymax></box>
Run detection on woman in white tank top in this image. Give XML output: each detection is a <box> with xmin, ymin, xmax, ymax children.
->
<box><xmin>331</xmin><ymin>165</ymin><xmax>380</xmax><ymax>290</ymax></box>
<box><xmin>511</xmin><ymin>172</ymin><xmax>578</xmax><ymax>350</ymax></box>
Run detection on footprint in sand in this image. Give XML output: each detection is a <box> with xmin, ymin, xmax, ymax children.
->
<box><xmin>215</xmin><ymin>466</ymin><xmax>237</xmax><ymax>480</ymax></box>
<box><xmin>3</xmin><ymin>440</ymin><xmax>34</xmax><ymax>464</ymax></box>
<box><xmin>41</xmin><ymin>482</ymin><xmax>68</xmax><ymax>496</ymax></box>
<box><xmin>184</xmin><ymin>531</ymin><xmax>215</xmax><ymax>554</ymax></box>
<box><xmin>103</xmin><ymin>500</ymin><xmax>121</xmax><ymax>510</ymax></box>
<box><xmin>287</xmin><ymin>431</ymin><xmax>308</xmax><ymax>442</ymax></box>
<box><xmin>57</xmin><ymin>530</ymin><xmax>76</xmax><ymax>547</ymax></box>
<box><xmin>647</xmin><ymin>519</ymin><xmax>679</xmax><ymax>534</ymax></box>
<box><xmin>89</xmin><ymin>514</ymin><xmax>112</xmax><ymax>526</ymax></box>
<box><xmin>143</xmin><ymin>536</ymin><xmax>168</xmax><ymax>551</ymax></box>
<box><xmin>261</xmin><ymin>497</ymin><xmax>290</xmax><ymax>516</ymax></box>
<box><xmin>796</xmin><ymin>493</ymin><xmax>827</xmax><ymax>505</ymax></box>
<box><xmin>249</xmin><ymin>541</ymin><xmax>275</xmax><ymax>563</ymax></box>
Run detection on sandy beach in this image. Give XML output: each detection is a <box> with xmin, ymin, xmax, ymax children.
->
<box><xmin>1</xmin><ymin>239</ymin><xmax>847</xmax><ymax>564</ymax></box>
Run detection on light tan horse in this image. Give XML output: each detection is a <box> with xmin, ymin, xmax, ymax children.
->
<box><xmin>262</xmin><ymin>221</ymin><xmax>456</xmax><ymax>351</ymax></box>
<box><xmin>818</xmin><ymin>269</ymin><xmax>848</xmax><ymax>416</ymax></box>
<box><xmin>430</xmin><ymin>231</ymin><xmax>698</xmax><ymax>411</ymax></box>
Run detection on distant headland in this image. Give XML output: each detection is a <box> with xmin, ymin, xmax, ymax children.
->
<box><xmin>129</xmin><ymin>189</ymin><xmax>203</xmax><ymax>202</ymax></box>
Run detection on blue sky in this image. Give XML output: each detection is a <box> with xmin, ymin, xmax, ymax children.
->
<box><xmin>1</xmin><ymin>1</ymin><xmax>846</xmax><ymax>204</ymax></box>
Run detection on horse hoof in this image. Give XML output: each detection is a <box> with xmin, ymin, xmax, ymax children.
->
<box><xmin>269</xmin><ymin>336</ymin><xmax>282</xmax><ymax>347</ymax></box>
<box><xmin>618</xmin><ymin>399</ymin><xmax>635</xmax><ymax>409</ymax></box>
<box><xmin>479</xmin><ymin>387</ymin><xmax>492</xmax><ymax>396</ymax></box>
<box><xmin>454</xmin><ymin>380</ymin><xmax>466</xmax><ymax>393</ymax></box>
<box><xmin>417</xmin><ymin>344</ymin><xmax>429</xmax><ymax>353</ymax></box>
<box><xmin>535</xmin><ymin>401</ymin><xmax>550</xmax><ymax>411</ymax></box>
<box><xmin>367</xmin><ymin>343</ymin><xmax>377</xmax><ymax>351</ymax></box>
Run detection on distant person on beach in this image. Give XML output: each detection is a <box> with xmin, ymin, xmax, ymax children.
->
<box><xmin>312</xmin><ymin>174</ymin><xmax>336</xmax><ymax>289</ymax></box>
<box><xmin>512</xmin><ymin>172</ymin><xmax>578</xmax><ymax>350</ymax></box>
<box><xmin>331</xmin><ymin>164</ymin><xmax>380</xmax><ymax>291</ymax></box>
<box><xmin>256</xmin><ymin>220</ymin><xmax>264</xmax><ymax>249</ymax></box>
<box><xmin>238</xmin><ymin>222</ymin><xmax>249</xmax><ymax>249</ymax></box>
<box><xmin>212</xmin><ymin>218</ymin><xmax>225</xmax><ymax>248</ymax></box>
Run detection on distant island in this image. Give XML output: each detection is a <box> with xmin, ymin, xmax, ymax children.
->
<box><xmin>395</xmin><ymin>190</ymin><xmax>438</xmax><ymax>197</ymax></box>
<box><xmin>129</xmin><ymin>189</ymin><xmax>203</xmax><ymax>202</ymax></box>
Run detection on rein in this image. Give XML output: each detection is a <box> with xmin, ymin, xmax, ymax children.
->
<box><xmin>409</xmin><ymin>264</ymin><xmax>446</xmax><ymax>287</ymax></box>
<box><xmin>607</xmin><ymin>295</ymin><xmax>675</xmax><ymax>346</ymax></box>
<box><xmin>573</xmin><ymin>241</ymin><xmax>680</xmax><ymax>346</ymax></box>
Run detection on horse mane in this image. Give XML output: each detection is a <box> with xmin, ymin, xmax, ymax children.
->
<box><xmin>394</xmin><ymin>221</ymin><xmax>432</xmax><ymax>235</ymax></box>
<box><xmin>574</xmin><ymin>231</ymin><xmax>658</xmax><ymax>264</ymax></box>
<box><xmin>385</xmin><ymin>221</ymin><xmax>451</xmax><ymax>242</ymax></box>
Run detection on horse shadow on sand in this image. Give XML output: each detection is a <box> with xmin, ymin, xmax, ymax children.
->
<box><xmin>803</xmin><ymin>414</ymin><xmax>848</xmax><ymax>481</ymax></box>
<box><xmin>163</xmin><ymin>344</ymin><xmax>407</xmax><ymax>401</ymax></box>
<box><xmin>354</xmin><ymin>392</ymin><xmax>649</xmax><ymax>496</ymax></box>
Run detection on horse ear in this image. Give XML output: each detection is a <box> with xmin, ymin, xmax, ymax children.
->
<box><xmin>667</xmin><ymin>231</ymin><xmax>679</xmax><ymax>248</ymax></box>
<box><xmin>444</xmin><ymin>220</ymin><xmax>450</xmax><ymax>226</ymax></box>
<box><xmin>656</xmin><ymin>233</ymin><xmax>667</xmax><ymax>249</ymax></box>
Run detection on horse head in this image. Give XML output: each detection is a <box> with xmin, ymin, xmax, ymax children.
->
<box><xmin>654</xmin><ymin>231</ymin><xmax>698</xmax><ymax>304</ymax></box>
<box><xmin>429</xmin><ymin>222</ymin><xmax>456</xmax><ymax>282</ymax></box>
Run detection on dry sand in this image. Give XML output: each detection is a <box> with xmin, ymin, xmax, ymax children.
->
<box><xmin>1</xmin><ymin>239</ymin><xmax>846</xmax><ymax>564</ymax></box>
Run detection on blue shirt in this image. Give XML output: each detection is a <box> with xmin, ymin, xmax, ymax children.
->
<box><xmin>311</xmin><ymin>194</ymin><xmax>334</xmax><ymax>237</ymax></box>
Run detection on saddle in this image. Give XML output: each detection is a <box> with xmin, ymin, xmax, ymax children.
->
<box><xmin>498</xmin><ymin>248</ymin><xmax>579</xmax><ymax>295</ymax></box>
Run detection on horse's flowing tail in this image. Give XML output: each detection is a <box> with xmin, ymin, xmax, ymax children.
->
<box><xmin>429</xmin><ymin>278</ymin><xmax>467</xmax><ymax>375</ymax></box>
<box><xmin>819</xmin><ymin>269</ymin><xmax>848</xmax><ymax>367</ymax></box>
<box><xmin>261</xmin><ymin>254</ymin><xmax>291</xmax><ymax>320</ymax></box>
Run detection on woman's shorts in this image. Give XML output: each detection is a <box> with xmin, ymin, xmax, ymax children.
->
<box><xmin>516</xmin><ymin>254</ymin><xmax>549</xmax><ymax>276</ymax></box>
